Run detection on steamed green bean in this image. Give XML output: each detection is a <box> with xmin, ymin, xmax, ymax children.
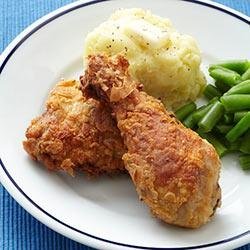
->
<box><xmin>224</xmin><ymin>80</ymin><xmax>250</xmax><ymax>95</ymax></box>
<box><xmin>222</xmin><ymin>114</ymin><xmax>233</xmax><ymax>124</ymax></box>
<box><xmin>203</xmin><ymin>84</ymin><xmax>222</xmax><ymax>99</ymax></box>
<box><xmin>215</xmin><ymin>81</ymin><xmax>230</xmax><ymax>93</ymax></box>
<box><xmin>226</xmin><ymin>112</ymin><xmax>250</xmax><ymax>142</ymax></box>
<box><xmin>209</xmin><ymin>66</ymin><xmax>241</xmax><ymax>86</ymax></box>
<box><xmin>209</xmin><ymin>60</ymin><xmax>250</xmax><ymax>75</ymax></box>
<box><xmin>242</xmin><ymin>68</ymin><xmax>250</xmax><ymax>81</ymax></box>
<box><xmin>175</xmin><ymin>102</ymin><xmax>196</xmax><ymax>121</ymax></box>
<box><xmin>215</xmin><ymin>124</ymin><xmax>233</xmax><ymax>134</ymax></box>
<box><xmin>239</xmin><ymin>154</ymin><xmax>250</xmax><ymax>170</ymax></box>
<box><xmin>234</xmin><ymin>111</ymin><xmax>248</xmax><ymax>123</ymax></box>
<box><xmin>240</xmin><ymin>130</ymin><xmax>250</xmax><ymax>154</ymax></box>
<box><xmin>198</xmin><ymin>101</ymin><xmax>224</xmax><ymax>132</ymax></box>
<box><xmin>220</xmin><ymin>95</ymin><xmax>250</xmax><ymax>112</ymax></box>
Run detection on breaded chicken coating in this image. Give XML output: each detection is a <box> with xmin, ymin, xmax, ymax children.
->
<box><xmin>81</xmin><ymin>54</ymin><xmax>221</xmax><ymax>228</ymax></box>
<box><xmin>23</xmin><ymin>80</ymin><xmax>125</xmax><ymax>176</ymax></box>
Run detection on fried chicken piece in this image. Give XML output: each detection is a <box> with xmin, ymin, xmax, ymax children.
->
<box><xmin>23</xmin><ymin>80</ymin><xmax>125</xmax><ymax>176</ymax></box>
<box><xmin>81</xmin><ymin>54</ymin><xmax>221</xmax><ymax>228</ymax></box>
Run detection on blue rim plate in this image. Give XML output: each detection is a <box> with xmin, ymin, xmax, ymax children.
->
<box><xmin>0</xmin><ymin>0</ymin><xmax>249</xmax><ymax>249</ymax></box>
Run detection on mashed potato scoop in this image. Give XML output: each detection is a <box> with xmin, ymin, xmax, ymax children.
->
<box><xmin>84</xmin><ymin>8</ymin><xmax>206</xmax><ymax>110</ymax></box>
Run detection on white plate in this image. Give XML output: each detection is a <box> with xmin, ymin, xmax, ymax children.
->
<box><xmin>0</xmin><ymin>0</ymin><xmax>249</xmax><ymax>249</ymax></box>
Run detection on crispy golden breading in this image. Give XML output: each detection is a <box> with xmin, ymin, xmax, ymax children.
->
<box><xmin>23</xmin><ymin>80</ymin><xmax>125</xmax><ymax>176</ymax></box>
<box><xmin>81</xmin><ymin>54</ymin><xmax>221</xmax><ymax>228</ymax></box>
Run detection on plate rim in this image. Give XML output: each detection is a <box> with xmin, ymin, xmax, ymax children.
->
<box><xmin>0</xmin><ymin>0</ymin><xmax>249</xmax><ymax>249</ymax></box>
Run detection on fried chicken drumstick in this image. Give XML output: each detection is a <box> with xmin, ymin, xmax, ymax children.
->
<box><xmin>81</xmin><ymin>54</ymin><xmax>221</xmax><ymax>228</ymax></box>
<box><xmin>23</xmin><ymin>80</ymin><xmax>125</xmax><ymax>176</ymax></box>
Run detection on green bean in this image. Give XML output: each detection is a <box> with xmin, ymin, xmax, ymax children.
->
<box><xmin>226</xmin><ymin>112</ymin><xmax>250</xmax><ymax>142</ymax></box>
<box><xmin>191</xmin><ymin>106</ymin><xmax>208</xmax><ymax>123</ymax></box>
<box><xmin>175</xmin><ymin>102</ymin><xmax>196</xmax><ymax>121</ymax></box>
<box><xmin>220</xmin><ymin>95</ymin><xmax>250</xmax><ymax>112</ymax></box>
<box><xmin>242</xmin><ymin>68</ymin><xmax>250</xmax><ymax>81</ymax></box>
<box><xmin>191</xmin><ymin>106</ymin><xmax>206</xmax><ymax>122</ymax></box>
<box><xmin>192</xmin><ymin>99</ymin><xmax>218</xmax><ymax>123</ymax></box>
<box><xmin>215</xmin><ymin>81</ymin><xmax>230</xmax><ymax>93</ymax></box>
<box><xmin>208</xmin><ymin>97</ymin><xmax>219</xmax><ymax>104</ymax></box>
<box><xmin>240</xmin><ymin>130</ymin><xmax>250</xmax><ymax>154</ymax></box>
<box><xmin>239</xmin><ymin>154</ymin><xmax>250</xmax><ymax>170</ymax></box>
<box><xmin>209</xmin><ymin>59</ymin><xmax>250</xmax><ymax>75</ymax></box>
<box><xmin>224</xmin><ymin>80</ymin><xmax>250</xmax><ymax>95</ymax></box>
<box><xmin>209</xmin><ymin>66</ymin><xmax>241</xmax><ymax>86</ymax></box>
<box><xmin>197</xmin><ymin>130</ymin><xmax>228</xmax><ymax>157</ymax></box>
<box><xmin>222</xmin><ymin>113</ymin><xmax>234</xmax><ymax>124</ymax></box>
<box><xmin>183</xmin><ymin>113</ymin><xmax>196</xmax><ymax>129</ymax></box>
<box><xmin>215</xmin><ymin>124</ymin><xmax>233</xmax><ymax>134</ymax></box>
<box><xmin>198</xmin><ymin>101</ymin><xmax>224</xmax><ymax>132</ymax></box>
<box><xmin>227</xmin><ymin>139</ymin><xmax>241</xmax><ymax>152</ymax></box>
<box><xmin>182</xmin><ymin>100</ymin><xmax>218</xmax><ymax>127</ymax></box>
<box><xmin>235</xmin><ymin>79</ymin><xmax>250</xmax><ymax>86</ymax></box>
<box><xmin>203</xmin><ymin>84</ymin><xmax>222</xmax><ymax>99</ymax></box>
<box><xmin>227</xmin><ymin>84</ymin><xmax>250</xmax><ymax>96</ymax></box>
<box><xmin>234</xmin><ymin>111</ymin><xmax>248</xmax><ymax>123</ymax></box>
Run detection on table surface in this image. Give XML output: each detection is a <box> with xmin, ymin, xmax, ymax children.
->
<box><xmin>0</xmin><ymin>0</ymin><xmax>249</xmax><ymax>249</ymax></box>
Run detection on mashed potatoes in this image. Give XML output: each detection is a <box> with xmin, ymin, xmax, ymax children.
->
<box><xmin>84</xmin><ymin>8</ymin><xmax>206</xmax><ymax>110</ymax></box>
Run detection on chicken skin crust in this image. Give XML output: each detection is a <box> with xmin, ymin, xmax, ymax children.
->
<box><xmin>81</xmin><ymin>54</ymin><xmax>221</xmax><ymax>228</ymax></box>
<box><xmin>23</xmin><ymin>80</ymin><xmax>125</xmax><ymax>176</ymax></box>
